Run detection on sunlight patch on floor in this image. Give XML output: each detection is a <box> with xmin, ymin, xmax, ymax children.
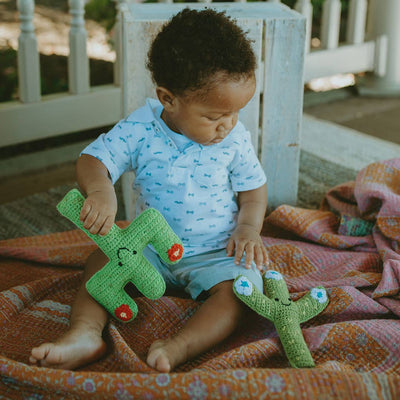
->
<box><xmin>308</xmin><ymin>74</ymin><xmax>356</xmax><ymax>92</ymax></box>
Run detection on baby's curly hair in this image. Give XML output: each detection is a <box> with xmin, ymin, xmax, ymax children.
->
<box><xmin>147</xmin><ymin>8</ymin><xmax>256</xmax><ymax>98</ymax></box>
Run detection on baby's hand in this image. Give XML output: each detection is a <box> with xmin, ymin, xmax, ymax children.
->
<box><xmin>226</xmin><ymin>224</ymin><xmax>269</xmax><ymax>271</ymax></box>
<box><xmin>80</xmin><ymin>188</ymin><xmax>117</xmax><ymax>236</ymax></box>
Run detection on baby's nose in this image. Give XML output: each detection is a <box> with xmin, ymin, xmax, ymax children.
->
<box><xmin>216</xmin><ymin>126</ymin><xmax>229</xmax><ymax>139</ymax></box>
<box><xmin>217</xmin><ymin>124</ymin><xmax>227</xmax><ymax>133</ymax></box>
<box><xmin>218</xmin><ymin>116</ymin><xmax>235</xmax><ymax>133</ymax></box>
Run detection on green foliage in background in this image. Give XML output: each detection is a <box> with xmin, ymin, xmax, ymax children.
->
<box><xmin>0</xmin><ymin>49</ymin><xmax>18</xmax><ymax>102</ymax></box>
<box><xmin>85</xmin><ymin>0</ymin><xmax>116</xmax><ymax>32</ymax></box>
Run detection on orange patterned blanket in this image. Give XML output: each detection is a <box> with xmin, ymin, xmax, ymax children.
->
<box><xmin>0</xmin><ymin>159</ymin><xmax>399</xmax><ymax>399</ymax></box>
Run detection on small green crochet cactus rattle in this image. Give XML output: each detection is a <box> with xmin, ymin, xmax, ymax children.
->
<box><xmin>57</xmin><ymin>189</ymin><xmax>184</xmax><ymax>323</ymax></box>
<box><xmin>233</xmin><ymin>270</ymin><xmax>329</xmax><ymax>368</ymax></box>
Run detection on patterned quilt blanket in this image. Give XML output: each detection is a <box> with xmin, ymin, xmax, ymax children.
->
<box><xmin>0</xmin><ymin>159</ymin><xmax>399</xmax><ymax>399</ymax></box>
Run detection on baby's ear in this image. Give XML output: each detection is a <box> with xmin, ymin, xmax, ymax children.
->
<box><xmin>156</xmin><ymin>87</ymin><xmax>176</xmax><ymax>110</ymax></box>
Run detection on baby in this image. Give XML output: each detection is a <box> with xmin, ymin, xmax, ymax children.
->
<box><xmin>29</xmin><ymin>8</ymin><xmax>269</xmax><ymax>372</ymax></box>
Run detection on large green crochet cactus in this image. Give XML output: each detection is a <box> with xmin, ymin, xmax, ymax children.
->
<box><xmin>233</xmin><ymin>270</ymin><xmax>329</xmax><ymax>368</ymax></box>
<box><xmin>57</xmin><ymin>189</ymin><xmax>184</xmax><ymax>323</ymax></box>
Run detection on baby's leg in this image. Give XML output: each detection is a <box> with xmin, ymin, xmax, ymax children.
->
<box><xmin>147</xmin><ymin>280</ymin><xmax>245</xmax><ymax>372</ymax></box>
<box><xmin>29</xmin><ymin>249</ymin><xmax>109</xmax><ymax>369</ymax></box>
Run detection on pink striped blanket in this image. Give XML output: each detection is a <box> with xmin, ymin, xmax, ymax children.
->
<box><xmin>0</xmin><ymin>158</ymin><xmax>399</xmax><ymax>399</ymax></box>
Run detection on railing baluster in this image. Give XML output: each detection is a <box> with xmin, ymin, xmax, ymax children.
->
<box><xmin>17</xmin><ymin>0</ymin><xmax>41</xmax><ymax>103</ymax></box>
<box><xmin>321</xmin><ymin>0</ymin><xmax>341</xmax><ymax>49</ymax></box>
<box><xmin>68</xmin><ymin>0</ymin><xmax>90</xmax><ymax>94</ymax></box>
<box><xmin>347</xmin><ymin>0</ymin><xmax>367</xmax><ymax>44</ymax></box>
<box><xmin>295</xmin><ymin>0</ymin><xmax>313</xmax><ymax>53</ymax></box>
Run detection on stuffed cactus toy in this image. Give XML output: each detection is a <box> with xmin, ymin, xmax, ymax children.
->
<box><xmin>233</xmin><ymin>270</ymin><xmax>329</xmax><ymax>368</ymax></box>
<box><xmin>57</xmin><ymin>189</ymin><xmax>184</xmax><ymax>323</ymax></box>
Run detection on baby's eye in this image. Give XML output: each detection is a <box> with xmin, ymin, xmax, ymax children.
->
<box><xmin>206</xmin><ymin>115</ymin><xmax>222</xmax><ymax>121</ymax></box>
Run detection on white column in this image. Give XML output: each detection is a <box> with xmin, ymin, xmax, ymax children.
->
<box><xmin>68</xmin><ymin>0</ymin><xmax>90</xmax><ymax>94</ymax></box>
<box><xmin>361</xmin><ymin>0</ymin><xmax>400</xmax><ymax>95</ymax></box>
<box><xmin>320</xmin><ymin>0</ymin><xmax>341</xmax><ymax>50</ymax></box>
<box><xmin>295</xmin><ymin>0</ymin><xmax>313</xmax><ymax>53</ymax></box>
<box><xmin>17</xmin><ymin>0</ymin><xmax>41</xmax><ymax>103</ymax></box>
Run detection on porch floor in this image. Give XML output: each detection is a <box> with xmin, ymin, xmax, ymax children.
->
<box><xmin>1</xmin><ymin>89</ymin><xmax>399</xmax><ymax>205</ymax></box>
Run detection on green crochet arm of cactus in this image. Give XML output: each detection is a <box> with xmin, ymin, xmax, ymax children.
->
<box><xmin>233</xmin><ymin>270</ymin><xmax>329</xmax><ymax>368</ymax></box>
<box><xmin>57</xmin><ymin>189</ymin><xmax>184</xmax><ymax>323</ymax></box>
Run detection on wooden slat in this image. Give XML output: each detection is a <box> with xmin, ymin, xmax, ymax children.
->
<box><xmin>235</xmin><ymin>19</ymin><xmax>263</xmax><ymax>154</ymax></box>
<box><xmin>122</xmin><ymin>19</ymin><xmax>162</xmax><ymax>115</ymax></box>
<box><xmin>112</xmin><ymin>0</ymin><xmax>128</xmax><ymax>86</ymax></box>
<box><xmin>261</xmin><ymin>15</ymin><xmax>306</xmax><ymax>209</ymax></box>
<box><xmin>121</xmin><ymin>16</ymin><xmax>162</xmax><ymax>220</ymax></box>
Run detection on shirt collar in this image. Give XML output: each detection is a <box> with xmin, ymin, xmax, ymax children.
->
<box><xmin>125</xmin><ymin>98</ymin><xmax>160</xmax><ymax>123</ymax></box>
<box><xmin>124</xmin><ymin>98</ymin><xmax>240</xmax><ymax>151</ymax></box>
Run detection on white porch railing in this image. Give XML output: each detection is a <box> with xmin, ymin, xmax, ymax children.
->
<box><xmin>0</xmin><ymin>0</ymin><xmax>397</xmax><ymax>149</ymax></box>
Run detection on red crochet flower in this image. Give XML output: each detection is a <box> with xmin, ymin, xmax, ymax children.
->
<box><xmin>167</xmin><ymin>243</ymin><xmax>184</xmax><ymax>262</ymax></box>
<box><xmin>114</xmin><ymin>304</ymin><xmax>133</xmax><ymax>322</ymax></box>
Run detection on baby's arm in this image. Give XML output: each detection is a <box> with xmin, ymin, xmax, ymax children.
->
<box><xmin>226</xmin><ymin>183</ymin><xmax>268</xmax><ymax>270</ymax></box>
<box><xmin>76</xmin><ymin>154</ymin><xmax>118</xmax><ymax>236</ymax></box>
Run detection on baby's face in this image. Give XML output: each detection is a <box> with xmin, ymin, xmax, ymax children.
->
<box><xmin>162</xmin><ymin>75</ymin><xmax>256</xmax><ymax>146</ymax></box>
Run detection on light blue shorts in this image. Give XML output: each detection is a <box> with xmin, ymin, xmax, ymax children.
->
<box><xmin>143</xmin><ymin>247</ymin><xmax>263</xmax><ymax>300</ymax></box>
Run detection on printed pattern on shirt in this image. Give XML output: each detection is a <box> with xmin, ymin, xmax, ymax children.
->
<box><xmin>82</xmin><ymin>98</ymin><xmax>267</xmax><ymax>257</ymax></box>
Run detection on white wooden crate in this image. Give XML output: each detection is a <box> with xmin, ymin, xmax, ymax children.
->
<box><xmin>120</xmin><ymin>2</ymin><xmax>305</xmax><ymax>219</ymax></box>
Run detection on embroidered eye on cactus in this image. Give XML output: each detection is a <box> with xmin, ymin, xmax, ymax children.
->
<box><xmin>57</xmin><ymin>189</ymin><xmax>184</xmax><ymax>323</ymax></box>
<box><xmin>233</xmin><ymin>270</ymin><xmax>329</xmax><ymax>368</ymax></box>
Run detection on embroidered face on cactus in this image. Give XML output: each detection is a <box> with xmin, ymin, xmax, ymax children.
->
<box><xmin>233</xmin><ymin>270</ymin><xmax>329</xmax><ymax>368</ymax></box>
<box><xmin>265</xmin><ymin>271</ymin><xmax>293</xmax><ymax>307</ymax></box>
<box><xmin>117</xmin><ymin>247</ymin><xmax>137</xmax><ymax>266</ymax></box>
<box><xmin>57</xmin><ymin>189</ymin><xmax>184</xmax><ymax>323</ymax></box>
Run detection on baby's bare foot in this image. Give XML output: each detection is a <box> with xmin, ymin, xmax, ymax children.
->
<box><xmin>147</xmin><ymin>337</ymin><xmax>187</xmax><ymax>372</ymax></box>
<box><xmin>29</xmin><ymin>326</ymin><xmax>106</xmax><ymax>370</ymax></box>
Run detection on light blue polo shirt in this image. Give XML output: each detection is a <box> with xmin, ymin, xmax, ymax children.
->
<box><xmin>82</xmin><ymin>98</ymin><xmax>266</xmax><ymax>257</ymax></box>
